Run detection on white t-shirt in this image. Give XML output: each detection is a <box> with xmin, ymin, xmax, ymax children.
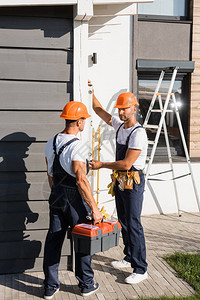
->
<box><xmin>45</xmin><ymin>133</ymin><xmax>85</xmax><ymax>178</ymax></box>
<box><xmin>111</xmin><ymin>116</ymin><xmax>148</xmax><ymax>170</ymax></box>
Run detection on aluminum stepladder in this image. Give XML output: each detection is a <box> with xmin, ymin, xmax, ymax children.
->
<box><xmin>143</xmin><ymin>66</ymin><xmax>200</xmax><ymax>216</ymax></box>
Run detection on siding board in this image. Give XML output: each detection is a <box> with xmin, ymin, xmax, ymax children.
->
<box><xmin>0</xmin><ymin>81</ymin><xmax>72</xmax><ymax>110</ymax></box>
<box><xmin>0</xmin><ymin>237</ymin><xmax>71</xmax><ymax>260</ymax></box>
<box><xmin>0</xmin><ymin>62</ymin><xmax>72</xmax><ymax>81</ymax></box>
<box><xmin>0</xmin><ymin>201</ymin><xmax>49</xmax><ymax>214</ymax></box>
<box><xmin>0</xmin><ymin>111</ymin><xmax>64</xmax><ymax>141</ymax></box>
<box><xmin>0</xmin><ymin>48</ymin><xmax>73</xmax><ymax>64</ymax></box>
<box><xmin>0</xmin><ymin>6</ymin><xmax>73</xmax><ymax>18</ymax></box>
<box><xmin>0</xmin><ymin>172</ymin><xmax>50</xmax><ymax>201</ymax></box>
<box><xmin>0</xmin><ymin>16</ymin><xmax>73</xmax><ymax>49</ymax></box>
<box><xmin>0</xmin><ymin>212</ymin><xmax>49</xmax><ymax>231</ymax></box>
<box><xmin>0</xmin><ymin>6</ymin><xmax>73</xmax><ymax>273</ymax></box>
<box><xmin>0</xmin><ymin>256</ymin><xmax>71</xmax><ymax>274</ymax></box>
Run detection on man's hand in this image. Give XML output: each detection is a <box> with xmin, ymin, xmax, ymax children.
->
<box><xmin>88</xmin><ymin>80</ymin><xmax>112</xmax><ymax>126</ymax></box>
<box><xmin>89</xmin><ymin>159</ymin><xmax>103</xmax><ymax>170</ymax></box>
<box><xmin>92</xmin><ymin>208</ymin><xmax>103</xmax><ymax>223</ymax></box>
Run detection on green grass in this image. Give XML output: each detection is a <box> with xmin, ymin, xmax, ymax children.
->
<box><xmin>124</xmin><ymin>252</ymin><xmax>200</xmax><ymax>300</ymax></box>
<box><xmin>164</xmin><ymin>252</ymin><xmax>200</xmax><ymax>298</ymax></box>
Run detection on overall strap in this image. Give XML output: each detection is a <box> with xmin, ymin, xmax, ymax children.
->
<box><xmin>53</xmin><ymin>134</ymin><xmax>59</xmax><ymax>154</ymax></box>
<box><xmin>116</xmin><ymin>123</ymin><xmax>124</xmax><ymax>140</ymax></box>
<box><xmin>126</xmin><ymin>125</ymin><xmax>143</xmax><ymax>145</ymax></box>
<box><xmin>58</xmin><ymin>137</ymin><xmax>79</xmax><ymax>156</ymax></box>
<box><xmin>53</xmin><ymin>134</ymin><xmax>79</xmax><ymax>156</ymax></box>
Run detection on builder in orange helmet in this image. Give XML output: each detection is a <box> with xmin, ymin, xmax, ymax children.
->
<box><xmin>43</xmin><ymin>101</ymin><xmax>102</xmax><ymax>299</ymax></box>
<box><xmin>90</xmin><ymin>88</ymin><xmax>148</xmax><ymax>284</ymax></box>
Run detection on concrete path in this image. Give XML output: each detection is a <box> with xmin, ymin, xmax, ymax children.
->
<box><xmin>0</xmin><ymin>212</ymin><xmax>199</xmax><ymax>300</ymax></box>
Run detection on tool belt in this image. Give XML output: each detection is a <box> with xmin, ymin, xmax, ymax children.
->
<box><xmin>107</xmin><ymin>170</ymin><xmax>142</xmax><ymax>195</ymax></box>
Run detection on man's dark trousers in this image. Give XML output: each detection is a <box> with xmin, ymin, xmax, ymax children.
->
<box><xmin>43</xmin><ymin>186</ymin><xmax>94</xmax><ymax>292</ymax></box>
<box><xmin>114</xmin><ymin>173</ymin><xmax>147</xmax><ymax>274</ymax></box>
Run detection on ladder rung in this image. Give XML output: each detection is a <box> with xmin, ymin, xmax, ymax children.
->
<box><xmin>148</xmin><ymin>141</ymin><xmax>155</xmax><ymax>145</ymax></box>
<box><xmin>151</xmin><ymin>109</ymin><xmax>174</xmax><ymax>113</ymax></box>
<box><xmin>143</xmin><ymin>125</ymin><xmax>159</xmax><ymax>129</ymax></box>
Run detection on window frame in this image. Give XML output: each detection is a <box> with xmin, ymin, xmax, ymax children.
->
<box><xmin>137</xmin><ymin>71</ymin><xmax>190</xmax><ymax>157</ymax></box>
<box><xmin>138</xmin><ymin>0</ymin><xmax>190</xmax><ymax>21</ymax></box>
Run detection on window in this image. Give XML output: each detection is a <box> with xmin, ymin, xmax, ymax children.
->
<box><xmin>138</xmin><ymin>0</ymin><xmax>188</xmax><ymax>18</ymax></box>
<box><xmin>138</xmin><ymin>74</ymin><xmax>189</xmax><ymax>157</ymax></box>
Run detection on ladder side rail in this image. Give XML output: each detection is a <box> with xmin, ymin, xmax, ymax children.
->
<box><xmin>143</xmin><ymin>70</ymin><xmax>165</xmax><ymax>126</ymax></box>
<box><xmin>172</xmin><ymin>94</ymin><xmax>200</xmax><ymax>211</ymax></box>
<box><xmin>158</xmin><ymin>95</ymin><xmax>181</xmax><ymax>216</ymax></box>
<box><xmin>145</xmin><ymin>69</ymin><xmax>178</xmax><ymax>181</ymax></box>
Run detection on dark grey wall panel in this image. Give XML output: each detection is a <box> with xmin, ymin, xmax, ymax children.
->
<box><xmin>0</xmin><ymin>256</ymin><xmax>71</xmax><ymax>274</ymax></box>
<box><xmin>0</xmin><ymin>154</ymin><xmax>46</xmax><ymax>172</ymax></box>
<box><xmin>0</xmin><ymin>16</ymin><xmax>73</xmax><ymax>49</ymax></box>
<box><xmin>0</xmin><ymin>236</ymin><xmax>71</xmax><ymax>260</ymax></box>
<box><xmin>0</xmin><ymin>172</ymin><xmax>50</xmax><ymax>201</ymax></box>
<box><xmin>0</xmin><ymin>48</ymin><xmax>73</xmax><ymax>64</ymax></box>
<box><xmin>138</xmin><ymin>21</ymin><xmax>191</xmax><ymax>60</ymax></box>
<box><xmin>0</xmin><ymin>6</ymin><xmax>73</xmax><ymax>18</ymax></box>
<box><xmin>0</xmin><ymin>81</ymin><xmax>72</xmax><ymax>110</ymax></box>
<box><xmin>0</xmin><ymin>229</ymin><xmax>48</xmax><ymax>242</ymax></box>
<box><xmin>0</xmin><ymin>200</ymin><xmax>49</xmax><ymax>214</ymax></box>
<box><xmin>0</xmin><ymin>61</ymin><xmax>72</xmax><ymax>82</ymax></box>
<box><xmin>0</xmin><ymin>144</ymin><xmax>47</xmax><ymax>171</ymax></box>
<box><xmin>0</xmin><ymin>7</ymin><xmax>73</xmax><ymax>274</ymax></box>
<box><xmin>0</xmin><ymin>112</ymin><xmax>64</xmax><ymax>141</ymax></box>
<box><xmin>0</xmin><ymin>212</ymin><xmax>49</xmax><ymax>231</ymax></box>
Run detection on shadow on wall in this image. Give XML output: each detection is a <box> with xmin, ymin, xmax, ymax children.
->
<box><xmin>0</xmin><ymin>6</ymin><xmax>73</xmax><ymax>38</ymax></box>
<box><xmin>0</xmin><ymin>132</ymin><xmax>41</xmax><ymax>274</ymax></box>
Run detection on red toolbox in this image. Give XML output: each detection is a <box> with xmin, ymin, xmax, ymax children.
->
<box><xmin>104</xmin><ymin>220</ymin><xmax>122</xmax><ymax>247</ymax></box>
<box><xmin>72</xmin><ymin>223</ymin><xmax>102</xmax><ymax>255</ymax></box>
<box><xmin>72</xmin><ymin>220</ymin><xmax>122</xmax><ymax>255</ymax></box>
<box><xmin>96</xmin><ymin>221</ymin><xmax>115</xmax><ymax>252</ymax></box>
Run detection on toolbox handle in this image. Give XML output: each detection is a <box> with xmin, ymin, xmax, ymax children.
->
<box><xmin>92</xmin><ymin>218</ymin><xmax>104</xmax><ymax>225</ymax></box>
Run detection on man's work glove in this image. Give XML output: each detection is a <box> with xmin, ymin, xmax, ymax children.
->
<box><xmin>100</xmin><ymin>206</ymin><xmax>110</xmax><ymax>220</ymax></box>
<box><xmin>107</xmin><ymin>171</ymin><xmax>118</xmax><ymax>196</ymax></box>
<box><xmin>107</xmin><ymin>181</ymin><xmax>115</xmax><ymax>197</ymax></box>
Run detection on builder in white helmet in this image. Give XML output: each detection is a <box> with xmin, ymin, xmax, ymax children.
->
<box><xmin>44</xmin><ymin>101</ymin><xmax>102</xmax><ymax>299</ymax></box>
<box><xmin>90</xmin><ymin>88</ymin><xmax>148</xmax><ymax>285</ymax></box>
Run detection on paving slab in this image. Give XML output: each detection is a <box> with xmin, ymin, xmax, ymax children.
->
<box><xmin>0</xmin><ymin>212</ymin><xmax>199</xmax><ymax>299</ymax></box>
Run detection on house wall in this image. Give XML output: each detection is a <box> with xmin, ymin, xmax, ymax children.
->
<box><xmin>0</xmin><ymin>6</ymin><xmax>73</xmax><ymax>273</ymax></box>
<box><xmin>87</xmin><ymin>4</ymin><xmax>200</xmax><ymax>218</ymax></box>
<box><xmin>143</xmin><ymin>162</ymin><xmax>200</xmax><ymax>215</ymax></box>
<box><xmin>190</xmin><ymin>0</ymin><xmax>200</xmax><ymax>157</ymax></box>
<box><xmin>87</xmin><ymin>14</ymin><xmax>133</xmax><ymax>217</ymax></box>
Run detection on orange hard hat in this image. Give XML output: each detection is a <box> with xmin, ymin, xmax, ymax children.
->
<box><xmin>60</xmin><ymin>101</ymin><xmax>91</xmax><ymax>120</ymax></box>
<box><xmin>114</xmin><ymin>92</ymin><xmax>139</xmax><ymax>108</ymax></box>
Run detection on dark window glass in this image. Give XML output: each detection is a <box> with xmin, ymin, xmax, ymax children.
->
<box><xmin>138</xmin><ymin>76</ymin><xmax>189</xmax><ymax>157</ymax></box>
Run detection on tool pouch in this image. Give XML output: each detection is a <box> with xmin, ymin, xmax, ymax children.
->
<box><xmin>124</xmin><ymin>176</ymin><xmax>133</xmax><ymax>189</ymax></box>
<box><xmin>124</xmin><ymin>171</ymin><xmax>140</xmax><ymax>189</ymax></box>
<box><xmin>107</xmin><ymin>172</ymin><xmax>117</xmax><ymax>196</ymax></box>
<box><xmin>133</xmin><ymin>171</ymin><xmax>140</xmax><ymax>185</ymax></box>
<box><xmin>118</xmin><ymin>175</ymin><xmax>126</xmax><ymax>191</ymax></box>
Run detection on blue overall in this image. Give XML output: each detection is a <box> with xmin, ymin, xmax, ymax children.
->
<box><xmin>114</xmin><ymin>124</ymin><xmax>148</xmax><ymax>274</ymax></box>
<box><xmin>43</xmin><ymin>134</ymin><xmax>94</xmax><ymax>293</ymax></box>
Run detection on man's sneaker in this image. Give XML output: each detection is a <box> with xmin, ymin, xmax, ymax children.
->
<box><xmin>125</xmin><ymin>272</ymin><xmax>148</xmax><ymax>284</ymax></box>
<box><xmin>81</xmin><ymin>282</ymin><xmax>99</xmax><ymax>297</ymax></box>
<box><xmin>44</xmin><ymin>287</ymin><xmax>59</xmax><ymax>299</ymax></box>
<box><xmin>111</xmin><ymin>259</ymin><xmax>131</xmax><ymax>269</ymax></box>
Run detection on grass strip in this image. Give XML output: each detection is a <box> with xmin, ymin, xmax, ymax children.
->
<box><xmin>164</xmin><ymin>252</ymin><xmax>200</xmax><ymax>299</ymax></box>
